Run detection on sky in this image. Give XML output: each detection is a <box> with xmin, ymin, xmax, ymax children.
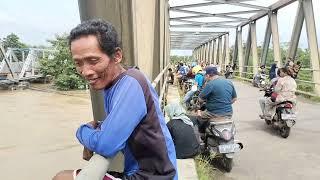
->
<box><xmin>0</xmin><ymin>0</ymin><xmax>319</xmax><ymax>56</ymax></box>
<box><xmin>0</xmin><ymin>0</ymin><xmax>80</xmax><ymax>45</ymax></box>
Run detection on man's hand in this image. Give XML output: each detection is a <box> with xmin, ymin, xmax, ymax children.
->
<box><xmin>82</xmin><ymin>121</ymin><xmax>99</xmax><ymax>161</ymax></box>
<box><xmin>197</xmin><ymin>110</ymin><xmax>202</xmax><ymax>117</ymax></box>
<box><xmin>83</xmin><ymin>147</ymin><xmax>94</xmax><ymax>161</ymax></box>
<box><xmin>87</xmin><ymin>121</ymin><xmax>99</xmax><ymax>129</ymax></box>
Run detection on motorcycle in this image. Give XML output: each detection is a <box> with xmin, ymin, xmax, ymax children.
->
<box><xmin>253</xmin><ymin>73</ymin><xmax>267</xmax><ymax>88</ymax></box>
<box><xmin>204</xmin><ymin>119</ymin><xmax>243</xmax><ymax>172</ymax></box>
<box><xmin>260</xmin><ymin>87</ymin><xmax>297</xmax><ymax>138</ymax></box>
<box><xmin>188</xmin><ymin>100</ymin><xmax>243</xmax><ymax>172</ymax></box>
<box><xmin>183</xmin><ymin>79</ymin><xmax>194</xmax><ymax>94</ymax></box>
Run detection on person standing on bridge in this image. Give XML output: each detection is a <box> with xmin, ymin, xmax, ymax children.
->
<box><xmin>53</xmin><ymin>19</ymin><xmax>177</xmax><ymax>180</ymax></box>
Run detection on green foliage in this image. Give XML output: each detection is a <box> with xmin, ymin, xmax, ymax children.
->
<box><xmin>1</xmin><ymin>33</ymin><xmax>28</xmax><ymax>61</ymax></box>
<box><xmin>39</xmin><ymin>34</ymin><xmax>86</xmax><ymax>90</ymax></box>
<box><xmin>170</xmin><ymin>55</ymin><xmax>194</xmax><ymax>65</ymax></box>
<box><xmin>1</xmin><ymin>33</ymin><xmax>27</xmax><ymax>49</ymax></box>
<box><xmin>195</xmin><ymin>155</ymin><xmax>216</xmax><ymax>180</ymax></box>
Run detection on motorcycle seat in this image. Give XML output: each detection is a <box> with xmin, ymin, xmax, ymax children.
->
<box><xmin>209</xmin><ymin>120</ymin><xmax>233</xmax><ymax>126</ymax></box>
<box><xmin>276</xmin><ymin>101</ymin><xmax>294</xmax><ymax>105</ymax></box>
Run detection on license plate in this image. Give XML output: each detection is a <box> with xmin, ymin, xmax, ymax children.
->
<box><xmin>218</xmin><ymin>144</ymin><xmax>240</xmax><ymax>153</ymax></box>
<box><xmin>285</xmin><ymin>119</ymin><xmax>295</xmax><ymax>127</ymax></box>
<box><xmin>281</xmin><ymin>113</ymin><xmax>296</xmax><ymax>120</ymax></box>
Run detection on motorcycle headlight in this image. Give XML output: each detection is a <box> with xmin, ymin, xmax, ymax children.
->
<box><xmin>222</xmin><ymin>130</ymin><xmax>232</xmax><ymax>141</ymax></box>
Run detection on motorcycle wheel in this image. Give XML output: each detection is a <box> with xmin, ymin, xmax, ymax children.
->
<box><xmin>279</xmin><ymin>125</ymin><xmax>291</xmax><ymax>138</ymax></box>
<box><xmin>222</xmin><ymin>155</ymin><xmax>233</xmax><ymax>172</ymax></box>
<box><xmin>265</xmin><ymin>119</ymin><xmax>271</xmax><ymax>125</ymax></box>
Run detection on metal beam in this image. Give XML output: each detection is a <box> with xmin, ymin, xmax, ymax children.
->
<box><xmin>287</xmin><ymin>0</ymin><xmax>304</xmax><ymax>60</ymax></box>
<box><xmin>170</xmin><ymin>24</ymin><xmax>236</xmax><ymax>29</ymax></box>
<box><xmin>302</xmin><ymin>0</ymin><xmax>320</xmax><ymax>95</ymax></box>
<box><xmin>244</xmin><ymin>25</ymin><xmax>252</xmax><ymax>73</ymax></box>
<box><xmin>214</xmin><ymin>39</ymin><xmax>218</xmax><ymax>64</ymax></box>
<box><xmin>250</xmin><ymin>22</ymin><xmax>259</xmax><ymax>75</ymax></box>
<box><xmin>170</xmin><ymin>1</ymin><xmax>221</xmax><ymax>9</ymax></box>
<box><xmin>270</xmin><ymin>11</ymin><xmax>282</xmax><ymax>66</ymax></box>
<box><xmin>212</xmin><ymin>39</ymin><xmax>216</xmax><ymax>64</ymax></box>
<box><xmin>239</xmin><ymin>0</ymin><xmax>297</xmax><ymax>27</ymax></box>
<box><xmin>232</xmin><ymin>29</ymin><xmax>238</xmax><ymax>65</ymax></box>
<box><xmin>209</xmin><ymin>0</ymin><xmax>270</xmax><ymax>10</ymax></box>
<box><xmin>222</xmin><ymin>35</ymin><xmax>227</xmax><ymax>69</ymax></box>
<box><xmin>170</xmin><ymin>10</ymin><xmax>264</xmax><ymax>21</ymax></box>
<box><xmin>170</xmin><ymin>0</ymin><xmax>255</xmax><ymax>9</ymax></box>
<box><xmin>225</xmin><ymin>33</ymin><xmax>230</xmax><ymax>67</ymax></box>
<box><xmin>218</xmin><ymin>37</ymin><xmax>223</xmax><ymax>65</ymax></box>
<box><xmin>209</xmin><ymin>40</ymin><xmax>213</xmax><ymax>64</ymax></box>
<box><xmin>260</xmin><ymin>16</ymin><xmax>271</xmax><ymax>65</ymax></box>
<box><xmin>237</xmin><ymin>28</ymin><xmax>244</xmax><ymax>76</ymax></box>
<box><xmin>171</xmin><ymin>31</ymin><xmax>226</xmax><ymax>34</ymax></box>
<box><xmin>171</xmin><ymin>19</ymin><xmax>238</xmax><ymax>27</ymax></box>
<box><xmin>171</xmin><ymin>9</ymin><xmax>249</xmax><ymax>21</ymax></box>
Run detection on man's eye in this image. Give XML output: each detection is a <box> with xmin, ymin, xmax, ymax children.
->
<box><xmin>89</xmin><ymin>59</ymin><xmax>99</xmax><ymax>64</ymax></box>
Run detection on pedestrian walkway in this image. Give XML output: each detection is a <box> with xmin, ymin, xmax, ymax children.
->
<box><xmin>165</xmin><ymin>83</ymin><xmax>199</xmax><ymax>180</ymax></box>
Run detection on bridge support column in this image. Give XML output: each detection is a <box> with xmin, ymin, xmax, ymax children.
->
<box><xmin>261</xmin><ymin>16</ymin><xmax>271</xmax><ymax>65</ymax></box>
<box><xmin>207</xmin><ymin>41</ymin><xmax>211</xmax><ymax>64</ymax></box>
<box><xmin>232</xmin><ymin>29</ymin><xmax>238</xmax><ymax>67</ymax></box>
<box><xmin>270</xmin><ymin>11</ymin><xmax>282</xmax><ymax>67</ymax></box>
<box><xmin>237</xmin><ymin>28</ymin><xmax>244</xmax><ymax>77</ymax></box>
<box><xmin>222</xmin><ymin>35</ymin><xmax>226</xmax><ymax>71</ymax></box>
<box><xmin>218</xmin><ymin>36</ymin><xmax>223</xmax><ymax>67</ymax></box>
<box><xmin>77</xmin><ymin>0</ymin><xmax>170</xmax><ymax>172</ymax></box>
<box><xmin>225</xmin><ymin>33</ymin><xmax>230</xmax><ymax>68</ymax></box>
<box><xmin>287</xmin><ymin>1</ymin><xmax>304</xmax><ymax>60</ymax></box>
<box><xmin>251</xmin><ymin>21</ymin><xmax>259</xmax><ymax>76</ymax></box>
<box><xmin>303</xmin><ymin>0</ymin><xmax>320</xmax><ymax>96</ymax></box>
<box><xmin>244</xmin><ymin>24</ymin><xmax>252</xmax><ymax>75</ymax></box>
<box><xmin>209</xmin><ymin>40</ymin><xmax>214</xmax><ymax>64</ymax></box>
<box><xmin>213</xmin><ymin>39</ymin><xmax>217</xmax><ymax>65</ymax></box>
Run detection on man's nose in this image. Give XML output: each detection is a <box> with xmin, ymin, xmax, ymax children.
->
<box><xmin>81</xmin><ymin>64</ymin><xmax>95</xmax><ymax>78</ymax></box>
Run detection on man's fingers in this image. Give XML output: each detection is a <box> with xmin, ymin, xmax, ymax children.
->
<box><xmin>83</xmin><ymin>147</ymin><xmax>94</xmax><ymax>161</ymax></box>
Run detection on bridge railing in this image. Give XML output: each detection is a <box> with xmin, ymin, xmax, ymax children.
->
<box><xmin>152</xmin><ymin>64</ymin><xmax>170</xmax><ymax>111</ymax></box>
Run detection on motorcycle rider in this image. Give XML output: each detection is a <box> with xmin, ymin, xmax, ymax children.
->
<box><xmin>253</xmin><ymin>65</ymin><xmax>266</xmax><ymax>87</ymax></box>
<box><xmin>259</xmin><ymin>67</ymin><xmax>297</xmax><ymax>120</ymax></box>
<box><xmin>195</xmin><ymin>66</ymin><xmax>237</xmax><ymax>134</ymax></box>
<box><xmin>183</xmin><ymin>68</ymin><xmax>204</xmax><ymax>106</ymax></box>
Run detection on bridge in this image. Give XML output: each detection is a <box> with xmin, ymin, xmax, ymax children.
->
<box><xmin>75</xmin><ymin>0</ymin><xmax>320</xmax><ymax>179</ymax></box>
<box><xmin>0</xmin><ymin>42</ymin><xmax>55</xmax><ymax>88</ymax></box>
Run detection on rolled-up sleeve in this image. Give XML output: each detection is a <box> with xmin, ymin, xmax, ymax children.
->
<box><xmin>76</xmin><ymin>77</ymin><xmax>147</xmax><ymax>158</ymax></box>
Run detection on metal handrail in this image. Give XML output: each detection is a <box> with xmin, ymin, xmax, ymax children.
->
<box><xmin>152</xmin><ymin>64</ymin><xmax>170</xmax><ymax>88</ymax></box>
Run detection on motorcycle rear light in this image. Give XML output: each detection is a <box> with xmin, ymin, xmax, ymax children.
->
<box><xmin>284</xmin><ymin>103</ymin><xmax>293</xmax><ymax>108</ymax></box>
<box><xmin>222</xmin><ymin>130</ymin><xmax>232</xmax><ymax>141</ymax></box>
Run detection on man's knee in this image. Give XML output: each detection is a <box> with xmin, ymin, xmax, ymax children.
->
<box><xmin>52</xmin><ymin>170</ymin><xmax>74</xmax><ymax>180</ymax></box>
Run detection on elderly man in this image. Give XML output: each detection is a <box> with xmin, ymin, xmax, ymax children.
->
<box><xmin>53</xmin><ymin>19</ymin><xmax>177</xmax><ymax>180</ymax></box>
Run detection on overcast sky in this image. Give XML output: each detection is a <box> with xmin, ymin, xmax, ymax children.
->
<box><xmin>0</xmin><ymin>0</ymin><xmax>319</xmax><ymax>56</ymax></box>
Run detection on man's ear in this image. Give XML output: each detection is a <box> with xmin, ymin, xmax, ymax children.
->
<box><xmin>113</xmin><ymin>47</ymin><xmax>123</xmax><ymax>64</ymax></box>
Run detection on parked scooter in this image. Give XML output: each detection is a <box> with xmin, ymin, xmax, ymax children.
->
<box><xmin>260</xmin><ymin>87</ymin><xmax>297</xmax><ymax>138</ymax></box>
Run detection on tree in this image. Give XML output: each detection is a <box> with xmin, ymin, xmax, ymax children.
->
<box><xmin>1</xmin><ymin>33</ymin><xmax>27</xmax><ymax>50</ymax></box>
<box><xmin>39</xmin><ymin>34</ymin><xmax>86</xmax><ymax>90</ymax></box>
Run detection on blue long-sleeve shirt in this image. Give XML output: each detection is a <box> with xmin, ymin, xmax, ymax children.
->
<box><xmin>76</xmin><ymin>69</ymin><xmax>177</xmax><ymax>180</ymax></box>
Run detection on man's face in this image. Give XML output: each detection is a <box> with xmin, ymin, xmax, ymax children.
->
<box><xmin>71</xmin><ymin>35</ymin><xmax>117</xmax><ymax>90</ymax></box>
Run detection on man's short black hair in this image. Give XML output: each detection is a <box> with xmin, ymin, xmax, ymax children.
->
<box><xmin>69</xmin><ymin>19</ymin><xmax>122</xmax><ymax>57</ymax></box>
